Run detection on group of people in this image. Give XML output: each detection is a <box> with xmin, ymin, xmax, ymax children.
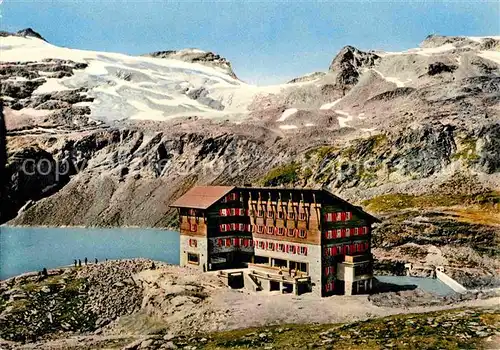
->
<box><xmin>73</xmin><ymin>257</ymin><xmax>105</xmax><ymax>267</ymax></box>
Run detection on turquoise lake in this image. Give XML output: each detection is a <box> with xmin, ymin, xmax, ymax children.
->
<box><xmin>0</xmin><ymin>226</ymin><xmax>180</xmax><ymax>280</ymax></box>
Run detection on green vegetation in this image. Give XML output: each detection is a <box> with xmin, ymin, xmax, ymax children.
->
<box><xmin>368</xmin><ymin>133</ymin><xmax>389</xmax><ymax>150</ymax></box>
<box><xmin>261</xmin><ymin>162</ymin><xmax>300</xmax><ymax>186</ymax></box>
<box><xmin>452</xmin><ymin>136</ymin><xmax>480</xmax><ymax>164</ymax></box>
<box><xmin>172</xmin><ymin>307</ymin><xmax>499</xmax><ymax>350</ymax></box>
<box><xmin>305</xmin><ymin>145</ymin><xmax>337</xmax><ymax>161</ymax></box>
<box><xmin>363</xmin><ymin>191</ymin><xmax>500</xmax><ymax>213</ymax></box>
<box><xmin>1</xmin><ymin>273</ymin><xmax>95</xmax><ymax>343</ymax></box>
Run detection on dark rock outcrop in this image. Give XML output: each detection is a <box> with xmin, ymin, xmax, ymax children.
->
<box><xmin>328</xmin><ymin>45</ymin><xmax>380</xmax><ymax>88</ymax></box>
<box><xmin>0</xmin><ymin>27</ymin><xmax>47</xmax><ymax>42</ymax></box>
<box><xmin>428</xmin><ymin>62</ymin><xmax>457</xmax><ymax>76</ymax></box>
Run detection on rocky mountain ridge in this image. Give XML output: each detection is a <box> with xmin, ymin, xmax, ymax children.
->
<box><xmin>144</xmin><ymin>48</ymin><xmax>238</xmax><ymax>79</ymax></box>
<box><xmin>1</xmin><ymin>30</ymin><xmax>499</xmax><ymax>225</ymax></box>
<box><xmin>0</xmin><ymin>27</ymin><xmax>47</xmax><ymax>42</ymax></box>
<box><xmin>0</xmin><ymin>31</ymin><xmax>499</xmax><ymax>289</ymax></box>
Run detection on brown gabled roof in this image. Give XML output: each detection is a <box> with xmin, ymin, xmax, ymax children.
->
<box><xmin>170</xmin><ymin>186</ymin><xmax>236</xmax><ymax>210</ymax></box>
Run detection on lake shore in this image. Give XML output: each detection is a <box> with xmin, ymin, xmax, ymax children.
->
<box><xmin>1</xmin><ymin>259</ymin><xmax>499</xmax><ymax>349</ymax></box>
<box><xmin>0</xmin><ymin>226</ymin><xmax>180</xmax><ymax>280</ymax></box>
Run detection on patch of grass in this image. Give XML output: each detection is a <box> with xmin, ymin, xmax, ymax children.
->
<box><xmin>363</xmin><ymin>191</ymin><xmax>500</xmax><ymax>213</ymax></box>
<box><xmin>305</xmin><ymin>145</ymin><xmax>338</xmax><ymax>161</ymax></box>
<box><xmin>261</xmin><ymin>162</ymin><xmax>300</xmax><ymax>187</ymax></box>
<box><xmin>177</xmin><ymin>307</ymin><xmax>499</xmax><ymax>350</ymax></box>
<box><xmin>302</xmin><ymin>167</ymin><xmax>313</xmax><ymax>179</ymax></box>
<box><xmin>9</xmin><ymin>299</ymin><xmax>29</xmax><ymax>313</ymax></box>
<box><xmin>63</xmin><ymin>278</ymin><xmax>85</xmax><ymax>295</ymax></box>
<box><xmin>443</xmin><ymin>207</ymin><xmax>500</xmax><ymax>227</ymax></box>
<box><xmin>452</xmin><ymin>136</ymin><xmax>480</xmax><ymax>164</ymax></box>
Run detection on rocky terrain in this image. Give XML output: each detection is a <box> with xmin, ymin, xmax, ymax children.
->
<box><xmin>0</xmin><ymin>30</ymin><xmax>499</xmax><ymax>286</ymax></box>
<box><xmin>0</xmin><ymin>260</ymin><xmax>499</xmax><ymax>349</ymax></box>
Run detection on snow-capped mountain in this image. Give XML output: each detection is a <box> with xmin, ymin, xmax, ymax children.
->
<box><xmin>1</xmin><ymin>29</ymin><xmax>499</xmax><ymax>229</ymax></box>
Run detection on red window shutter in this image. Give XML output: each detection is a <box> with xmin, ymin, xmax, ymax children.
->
<box><xmin>365</xmin><ymin>242</ymin><xmax>369</xmax><ymax>250</ymax></box>
<box><xmin>218</xmin><ymin>239</ymin><xmax>222</xmax><ymax>247</ymax></box>
<box><xmin>226</xmin><ymin>238</ymin><xmax>231</xmax><ymax>246</ymax></box>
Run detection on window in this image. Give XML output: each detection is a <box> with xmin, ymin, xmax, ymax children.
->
<box><xmin>346</xmin><ymin>211</ymin><xmax>352</xmax><ymax>220</ymax></box>
<box><xmin>288</xmin><ymin>212</ymin><xmax>295</xmax><ymax>220</ymax></box>
<box><xmin>268</xmin><ymin>211</ymin><xmax>274</xmax><ymax>218</ymax></box>
<box><xmin>267</xmin><ymin>226</ymin><xmax>273</xmax><ymax>234</ymax></box>
<box><xmin>324</xmin><ymin>212</ymin><xmax>335</xmax><ymax>222</ymax></box>
<box><xmin>298</xmin><ymin>229</ymin><xmax>307</xmax><ymax>238</ymax></box>
<box><xmin>258</xmin><ymin>210</ymin><xmax>264</xmax><ymax>217</ymax></box>
<box><xmin>287</xmin><ymin>229</ymin><xmax>296</xmax><ymax>237</ymax></box>
<box><xmin>278</xmin><ymin>211</ymin><xmax>284</xmax><ymax>219</ymax></box>
<box><xmin>277</xmin><ymin>243</ymin><xmax>285</xmax><ymax>252</ymax></box>
<box><xmin>259</xmin><ymin>241</ymin><xmax>266</xmax><ymax>249</ymax></box>
<box><xmin>299</xmin><ymin>212</ymin><xmax>306</xmax><ymax>220</ymax></box>
<box><xmin>190</xmin><ymin>223</ymin><xmax>198</xmax><ymax>232</ymax></box>
<box><xmin>187</xmin><ymin>253</ymin><xmax>199</xmax><ymax>265</ymax></box>
<box><xmin>325</xmin><ymin>281</ymin><xmax>335</xmax><ymax>292</ymax></box>
<box><xmin>277</xmin><ymin>227</ymin><xmax>285</xmax><ymax>236</ymax></box>
<box><xmin>189</xmin><ymin>239</ymin><xmax>197</xmax><ymax>247</ymax></box>
<box><xmin>287</xmin><ymin>245</ymin><xmax>297</xmax><ymax>254</ymax></box>
<box><xmin>258</xmin><ymin>226</ymin><xmax>264</xmax><ymax>233</ymax></box>
<box><xmin>325</xmin><ymin>266</ymin><xmax>335</xmax><ymax>275</ymax></box>
<box><xmin>298</xmin><ymin>246</ymin><xmax>308</xmax><ymax>255</ymax></box>
<box><xmin>267</xmin><ymin>242</ymin><xmax>275</xmax><ymax>251</ymax></box>
<box><xmin>325</xmin><ymin>246</ymin><xmax>338</xmax><ymax>256</ymax></box>
<box><xmin>225</xmin><ymin>238</ymin><xmax>231</xmax><ymax>247</ymax></box>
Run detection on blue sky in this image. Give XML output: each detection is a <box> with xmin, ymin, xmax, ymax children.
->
<box><xmin>2</xmin><ymin>1</ymin><xmax>499</xmax><ymax>85</ymax></box>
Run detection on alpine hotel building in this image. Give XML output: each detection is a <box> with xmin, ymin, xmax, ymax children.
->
<box><xmin>171</xmin><ymin>186</ymin><xmax>380</xmax><ymax>297</ymax></box>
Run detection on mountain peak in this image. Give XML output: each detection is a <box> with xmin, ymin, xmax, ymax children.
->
<box><xmin>0</xmin><ymin>28</ymin><xmax>47</xmax><ymax>42</ymax></box>
<box><xmin>143</xmin><ymin>48</ymin><xmax>238</xmax><ymax>79</ymax></box>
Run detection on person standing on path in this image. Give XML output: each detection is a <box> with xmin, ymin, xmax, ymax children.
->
<box><xmin>95</xmin><ymin>258</ymin><xmax>98</xmax><ymax>264</ymax></box>
<box><xmin>74</xmin><ymin>259</ymin><xmax>77</xmax><ymax>268</ymax></box>
<box><xmin>84</xmin><ymin>257</ymin><xmax>88</xmax><ymax>265</ymax></box>
<box><xmin>78</xmin><ymin>259</ymin><xmax>82</xmax><ymax>267</ymax></box>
